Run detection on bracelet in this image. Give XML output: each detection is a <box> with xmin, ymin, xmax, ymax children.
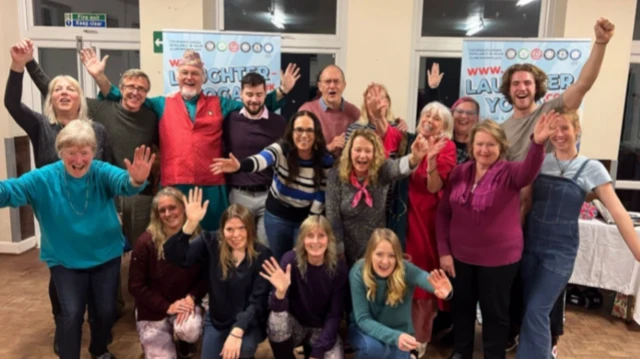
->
<box><xmin>278</xmin><ymin>85</ymin><xmax>288</xmax><ymax>95</ymax></box>
<box><xmin>229</xmin><ymin>332</ymin><xmax>242</xmax><ymax>339</ymax></box>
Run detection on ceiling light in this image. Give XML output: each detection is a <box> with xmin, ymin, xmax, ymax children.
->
<box><xmin>270</xmin><ymin>13</ymin><xmax>285</xmax><ymax>29</ymax></box>
<box><xmin>517</xmin><ymin>0</ymin><xmax>536</xmax><ymax>6</ymax></box>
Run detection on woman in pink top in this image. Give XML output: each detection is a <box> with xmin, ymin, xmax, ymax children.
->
<box><xmin>436</xmin><ymin>113</ymin><xmax>559</xmax><ymax>359</ymax></box>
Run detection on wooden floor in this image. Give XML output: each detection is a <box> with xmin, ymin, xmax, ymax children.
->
<box><xmin>2</xmin><ymin>249</ymin><xmax>640</xmax><ymax>359</ymax></box>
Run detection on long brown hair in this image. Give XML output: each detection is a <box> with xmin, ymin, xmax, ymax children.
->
<box><xmin>147</xmin><ymin>187</ymin><xmax>200</xmax><ymax>259</ymax></box>
<box><xmin>499</xmin><ymin>63</ymin><xmax>548</xmax><ymax>104</ymax></box>
<box><xmin>218</xmin><ymin>204</ymin><xmax>259</xmax><ymax>280</ymax></box>
<box><xmin>279</xmin><ymin>111</ymin><xmax>328</xmax><ymax>189</ymax></box>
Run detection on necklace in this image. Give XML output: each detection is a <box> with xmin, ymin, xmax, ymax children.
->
<box><xmin>554</xmin><ymin>153</ymin><xmax>578</xmax><ymax>176</ymax></box>
<box><xmin>63</xmin><ymin>172</ymin><xmax>89</xmax><ymax>216</ymax></box>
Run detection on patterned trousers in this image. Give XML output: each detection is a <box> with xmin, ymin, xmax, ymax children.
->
<box><xmin>135</xmin><ymin>306</ymin><xmax>204</xmax><ymax>359</ymax></box>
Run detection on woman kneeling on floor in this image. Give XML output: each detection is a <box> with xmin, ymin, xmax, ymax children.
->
<box><xmin>129</xmin><ymin>187</ymin><xmax>208</xmax><ymax>358</ymax></box>
<box><xmin>349</xmin><ymin>228</ymin><xmax>452</xmax><ymax>359</ymax></box>
<box><xmin>262</xmin><ymin>215</ymin><xmax>349</xmax><ymax>359</ymax></box>
<box><xmin>164</xmin><ymin>188</ymin><xmax>272</xmax><ymax>359</ymax></box>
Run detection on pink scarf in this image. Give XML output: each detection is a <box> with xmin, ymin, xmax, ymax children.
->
<box><xmin>350</xmin><ymin>171</ymin><xmax>373</xmax><ymax>208</ymax></box>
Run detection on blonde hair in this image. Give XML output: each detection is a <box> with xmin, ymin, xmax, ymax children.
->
<box><xmin>294</xmin><ymin>215</ymin><xmax>339</xmax><ymax>278</ymax></box>
<box><xmin>361</xmin><ymin>228</ymin><xmax>407</xmax><ymax>307</ymax></box>
<box><xmin>55</xmin><ymin>119</ymin><xmax>97</xmax><ymax>157</ymax></box>
<box><xmin>468</xmin><ymin>120</ymin><xmax>510</xmax><ymax>160</ymax></box>
<box><xmin>357</xmin><ymin>83</ymin><xmax>395</xmax><ymax>126</ymax></box>
<box><xmin>219</xmin><ymin>204</ymin><xmax>259</xmax><ymax>280</ymax></box>
<box><xmin>119</xmin><ymin>69</ymin><xmax>151</xmax><ymax>90</ymax></box>
<box><xmin>560</xmin><ymin>109</ymin><xmax>581</xmax><ymax>131</ymax></box>
<box><xmin>44</xmin><ymin>76</ymin><xmax>89</xmax><ymax>125</ymax></box>
<box><xmin>419</xmin><ymin>101</ymin><xmax>453</xmax><ymax>139</ymax></box>
<box><xmin>147</xmin><ymin>187</ymin><xmax>200</xmax><ymax>259</ymax></box>
<box><xmin>338</xmin><ymin>129</ymin><xmax>386</xmax><ymax>186</ymax></box>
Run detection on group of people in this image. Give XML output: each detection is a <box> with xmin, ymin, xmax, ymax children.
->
<box><xmin>2</xmin><ymin>16</ymin><xmax>640</xmax><ymax>359</ymax></box>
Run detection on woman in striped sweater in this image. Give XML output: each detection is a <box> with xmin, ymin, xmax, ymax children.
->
<box><xmin>212</xmin><ymin>110</ymin><xmax>334</xmax><ymax>260</ymax></box>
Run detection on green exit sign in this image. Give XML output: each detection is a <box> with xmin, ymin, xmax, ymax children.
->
<box><xmin>153</xmin><ymin>31</ymin><xmax>163</xmax><ymax>53</ymax></box>
<box><xmin>64</xmin><ymin>13</ymin><xmax>107</xmax><ymax>28</ymax></box>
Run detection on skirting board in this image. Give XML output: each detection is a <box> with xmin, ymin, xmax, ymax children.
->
<box><xmin>0</xmin><ymin>236</ymin><xmax>37</xmax><ymax>254</ymax></box>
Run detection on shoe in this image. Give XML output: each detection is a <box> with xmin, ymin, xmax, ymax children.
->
<box><xmin>177</xmin><ymin>340</ymin><xmax>197</xmax><ymax>358</ymax></box>
<box><xmin>505</xmin><ymin>334</ymin><xmax>519</xmax><ymax>352</ymax></box>
<box><xmin>551</xmin><ymin>344</ymin><xmax>558</xmax><ymax>359</ymax></box>
<box><xmin>91</xmin><ymin>352</ymin><xmax>117</xmax><ymax>359</ymax></box>
<box><xmin>438</xmin><ymin>328</ymin><xmax>454</xmax><ymax>348</ymax></box>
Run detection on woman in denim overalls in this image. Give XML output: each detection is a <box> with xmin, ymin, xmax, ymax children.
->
<box><xmin>517</xmin><ymin>111</ymin><xmax>640</xmax><ymax>359</ymax></box>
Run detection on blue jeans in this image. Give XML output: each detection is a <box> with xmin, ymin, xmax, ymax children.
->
<box><xmin>50</xmin><ymin>256</ymin><xmax>121</xmax><ymax>359</ymax></box>
<box><xmin>202</xmin><ymin>311</ymin><xmax>264</xmax><ymax>358</ymax></box>
<box><xmin>348</xmin><ymin>326</ymin><xmax>409</xmax><ymax>359</ymax></box>
<box><xmin>517</xmin><ymin>252</ymin><xmax>569</xmax><ymax>359</ymax></box>
<box><xmin>264</xmin><ymin>210</ymin><xmax>301</xmax><ymax>261</ymax></box>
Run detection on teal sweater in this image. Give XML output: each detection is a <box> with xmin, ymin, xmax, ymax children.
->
<box><xmin>349</xmin><ymin>259</ymin><xmax>435</xmax><ymax>346</ymax></box>
<box><xmin>0</xmin><ymin>161</ymin><xmax>145</xmax><ymax>269</ymax></box>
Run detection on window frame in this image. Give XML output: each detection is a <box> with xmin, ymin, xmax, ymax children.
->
<box><xmin>406</xmin><ymin>0</ymin><xmax>553</xmax><ymax>130</ymax></box>
<box><xmin>614</xmin><ymin>51</ymin><xmax>640</xmax><ymax>190</ymax></box>
<box><xmin>213</xmin><ymin>0</ymin><xmax>347</xmax><ymax>69</ymax></box>
<box><xmin>21</xmin><ymin>0</ymin><xmax>141</xmax><ymax>43</ymax></box>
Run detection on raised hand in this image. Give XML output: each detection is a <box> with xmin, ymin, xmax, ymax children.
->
<box><xmin>395</xmin><ymin>118</ymin><xmax>408</xmax><ymax>133</ymax></box>
<box><xmin>259</xmin><ymin>257</ymin><xmax>291</xmax><ymax>297</ymax></box>
<box><xmin>440</xmin><ymin>255</ymin><xmax>455</xmax><ymax>278</ymax></box>
<box><xmin>182</xmin><ymin>187</ymin><xmax>209</xmax><ymax>225</ymax></box>
<box><xmin>10</xmin><ymin>39</ymin><xmax>34</xmax><ymax>67</ymax></box>
<box><xmin>397</xmin><ymin>333</ymin><xmax>420</xmax><ymax>352</ymax></box>
<box><xmin>366</xmin><ymin>84</ymin><xmax>388</xmax><ymax>121</ymax></box>
<box><xmin>125</xmin><ymin>146</ymin><xmax>155</xmax><ymax>185</ymax></box>
<box><xmin>428</xmin><ymin>269</ymin><xmax>453</xmax><ymax>299</ymax></box>
<box><xmin>594</xmin><ymin>17</ymin><xmax>615</xmax><ymax>44</ymax></box>
<box><xmin>281</xmin><ymin>63</ymin><xmax>301</xmax><ymax>94</ymax></box>
<box><xmin>328</xmin><ymin>133</ymin><xmax>346</xmax><ymax>152</ymax></box>
<box><xmin>79</xmin><ymin>48</ymin><xmax>109</xmax><ymax>79</ymax></box>
<box><xmin>426</xmin><ymin>135</ymin><xmax>447</xmax><ymax>161</ymax></box>
<box><xmin>210</xmin><ymin>153</ymin><xmax>241</xmax><ymax>175</ymax></box>
<box><xmin>427</xmin><ymin>62</ymin><xmax>445</xmax><ymax>89</ymax></box>
<box><xmin>533</xmin><ymin>110</ymin><xmax>562</xmax><ymax>145</ymax></box>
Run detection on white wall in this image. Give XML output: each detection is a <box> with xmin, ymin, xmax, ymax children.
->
<box><xmin>562</xmin><ymin>0</ymin><xmax>636</xmax><ymax>160</ymax></box>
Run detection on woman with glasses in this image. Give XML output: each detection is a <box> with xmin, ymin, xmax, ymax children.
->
<box><xmin>451</xmin><ymin>97</ymin><xmax>480</xmax><ymax>164</ymax></box>
<box><xmin>211</xmin><ymin>110</ymin><xmax>334</xmax><ymax>261</ymax></box>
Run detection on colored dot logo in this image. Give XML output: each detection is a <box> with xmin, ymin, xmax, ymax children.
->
<box><xmin>204</xmin><ymin>41</ymin><xmax>216</xmax><ymax>52</ymax></box>
<box><xmin>531</xmin><ymin>48</ymin><xmax>542</xmax><ymax>60</ymax></box>
<box><xmin>217</xmin><ymin>42</ymin><xmax>227</xmax><ymax>52</ymax></box>
<box><xmin>241</xmin><ymin>42</ymin><xmax>251</xmax><ymax>53</ymax></box>
<box><xmin>253</xmin><ymin>43</ymin><xmax>263</xmax><ymax>53</ymax></box>
<box><xmin>229</xmin><ymin>41</ymin><xmax>239</xmax><ymax>53</ymax></box>
<box><xmin>505</xmin><ymin>48</ymin><xmax>517</xmax><ymax>60</ymax></box>
<box><xmin>544</xmin><ymin>49</ymin><xmax>555</xmax><ymax>60</ymax></box>
<box><xmin>264</xmin><ymin>43</ymin><xmax>274</xmax><ymax>53</ymax></box>
<box><xmin>518</xmin><ymin>49</ymin><xmax>529</xmax><ymax>59</ymax></box>
<box><xmin>570</xmin><ymin>49</ymin><xmax>582</xmax><ymax>60</ymax></box>
<box><xmin>557</xmin><ymin>49</ymin><xmax>568</xmax><ymax>60</ymax></box>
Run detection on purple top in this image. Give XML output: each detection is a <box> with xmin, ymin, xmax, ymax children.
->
<box><xmin>223</xmin><ymin>110</ymin><xmax>287</xmax><ymax>186</ymax></box>
<box><xmin>270</xmin><ymin>250</ymin><xmax>348</xmax><ymax>358</ymax></box>
<box><xmin>436</xmin><ymin>139</ymin><xmax>544</xmax><ymax>267</ymax></box>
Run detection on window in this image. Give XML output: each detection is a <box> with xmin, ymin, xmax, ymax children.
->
<box><xmin>634</xmin><ymin>0</ymin><xmax>640</xmax><ymax>40</ymax></box>
<box><xmin>32</xmin><ymin>0</ymin><xmax>140</xmax><ymax>28</ymax></box>
<box><xmin>223</xmin><ymin>0</ymin><xmax>337</xmax><ymax>34</ymax></box>
<box><xmin>421</xmin><ymin>0</ymin><xmax>541</xmax><ymax>38</ymax></box>
<box><xmin>616</xmin><ymin>64</ymin><xmax>640</xmax><ymax>185</ymax></box>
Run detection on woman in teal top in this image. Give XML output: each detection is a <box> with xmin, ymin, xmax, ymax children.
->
<box><xmin>349</xmin><ymin>228</ymin><xmax>452</xmax><ymax>359</ymax></box>
<box><xmin>0</xmin><ymin>120</ymin><xmax>154</xmax><ymax>359</ymax></box>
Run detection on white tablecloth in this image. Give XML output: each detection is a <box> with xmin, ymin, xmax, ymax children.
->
<box><xmin>570</xmin><ymin>219</ymin><xmax>640</xmax><ymax>323</ymax></box>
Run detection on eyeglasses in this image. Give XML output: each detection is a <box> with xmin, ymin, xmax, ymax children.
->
<box><xmin>293</xmin><ymin>127</ymin><xmax>315</xmax><ymax>135</ymax></box>
<box><xmin>453</xmin><ymin>108</ymin><xmax>478</xmax><ymax>116</ymax></box>
<box><xmin>122</xmin><ymin>84</ymin><xmax>149</xmax><ymax>94</ymax></box>
<box><xmin>321</xmin><ymin>79</ymin><xmax>343</xmax><ymax>86</ymax></box>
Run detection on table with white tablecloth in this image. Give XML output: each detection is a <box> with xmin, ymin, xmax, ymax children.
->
<box><xmin>569</xmin><ymin>219</ymin><xmax>640</xmax><ymax>323</ymax></box>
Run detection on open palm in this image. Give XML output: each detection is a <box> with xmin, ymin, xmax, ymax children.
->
<box><xmin>281</xmin><ymin>63</ymin><xmax>301</xmax><ymax>94</ymax></box>
<box><xmin>210</xmin><ymin>153</ymin><xmax>241</xmax><ymax>175</ymax></box>
<box><xmin>428</xmin><ymin>269</ymin><xmax>452</xmax><ymax>299</ymax></box>
<box><xmin>182</xmin><ymin>187</ymin><xmax>209</xmax><ymax>224</ymax></box>
<box><xmin>79</xmin><ymin>48</ymin><xmax>108</xmax><ymax>78</ymax></box>
<box><xmin>533</xmin><ymin>110</ymin><xmax>561</xmax><ymax>144</ymax></box>
<box><xmin>260</xmin><ymin>257</ymin><xmax>291</xmax><ymax>294</ymax></box>
<box><xmin>10</xmin><ymin>39</ymin><xmax>34</xmax><ymax>65</ymax></box>
<box><xmin>124</xmin><ymin>146</ymin><xmax>155</xmax><ymax>184</ymax></box>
